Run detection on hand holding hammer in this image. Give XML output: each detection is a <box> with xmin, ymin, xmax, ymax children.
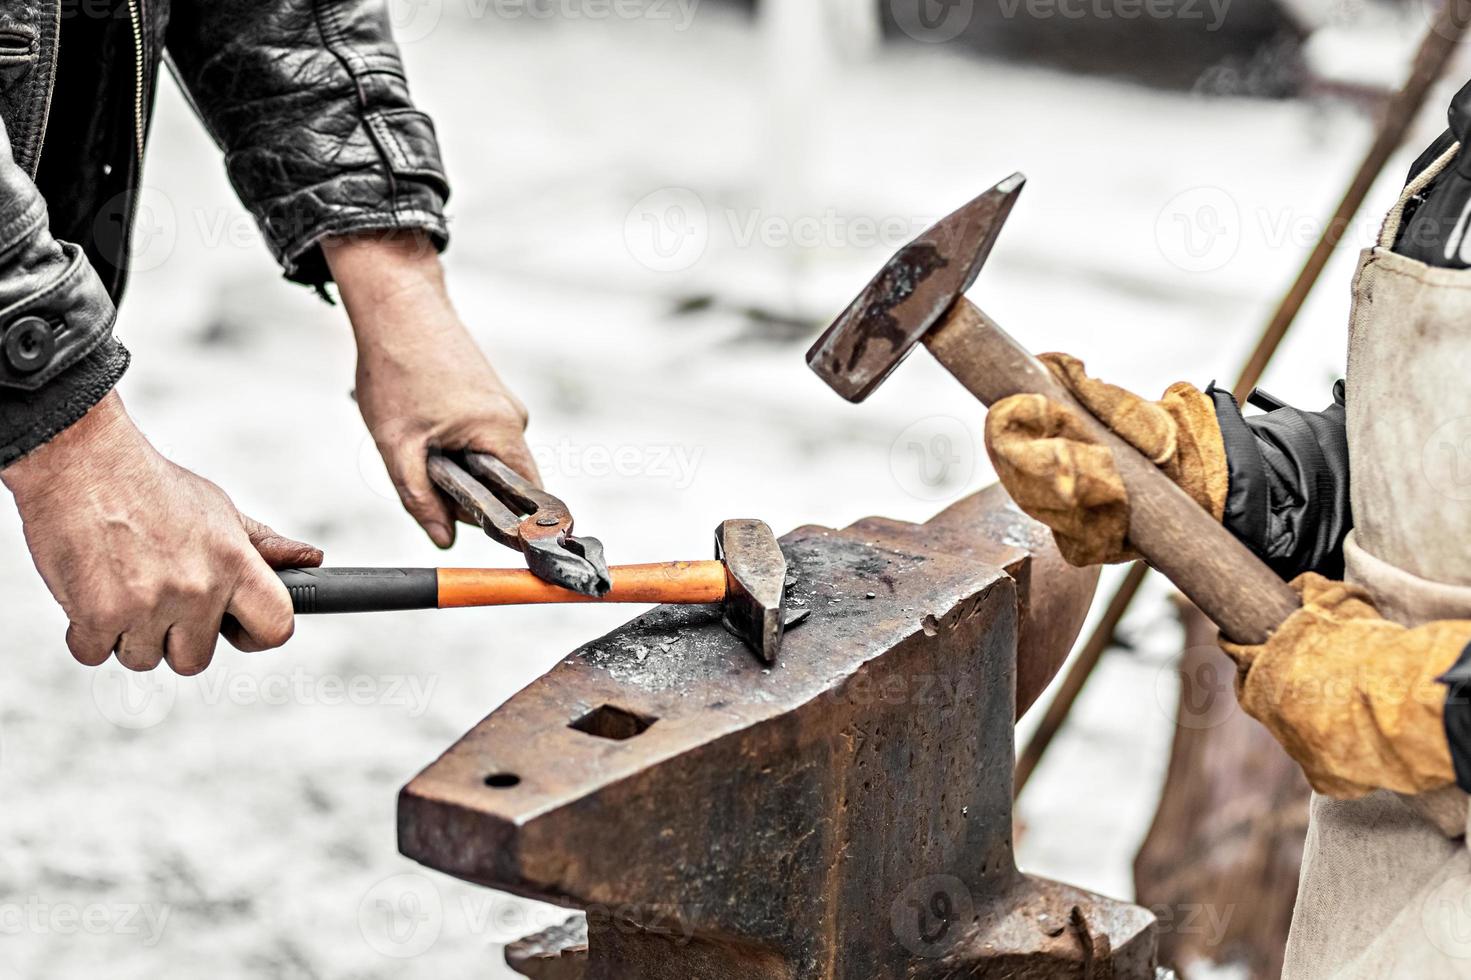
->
<box><xmin>807</xmin><ymin>175</ymin><xmax>1298</xmax><ymax>643</ymax></box>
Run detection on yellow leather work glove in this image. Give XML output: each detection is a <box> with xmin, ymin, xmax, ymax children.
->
<box><xmin>983</xmin><ymin>354</ymin><xmax>1228</xmax><ymax>567</ymax></box>
<box><xmin>1221</xmin><ymin>573</ymin><xmax>1471</xmax><ymax>799</ymax></box>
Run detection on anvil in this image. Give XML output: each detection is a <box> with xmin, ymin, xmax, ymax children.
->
<box><xmin>398</xmin><ymin>486</ymin><xmax>1158</xmax><ymax>978</ymax></box>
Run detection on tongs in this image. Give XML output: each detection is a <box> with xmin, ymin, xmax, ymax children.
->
<box><xmin>426</xmin><ymin>452</ymin><xmax>612</xmax><ymax>597</ymax></box>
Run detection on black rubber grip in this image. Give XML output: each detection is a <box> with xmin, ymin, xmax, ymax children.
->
<box><xmin>277</xmin><ymin>568</ymin><xmax>439</xmax><ymax>615</ymax></box>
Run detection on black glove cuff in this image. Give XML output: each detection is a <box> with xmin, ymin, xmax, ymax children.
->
<box><xmin>1206</xmin><ymin>384</ymin><xmax>1270</xmax><ymax>550</ymax></box>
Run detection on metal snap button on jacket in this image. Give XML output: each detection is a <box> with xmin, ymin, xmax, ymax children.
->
<box><xmin>3</xmin><ymin>315</ymin><xmax>55</xmax><ymax>374</ymax></box>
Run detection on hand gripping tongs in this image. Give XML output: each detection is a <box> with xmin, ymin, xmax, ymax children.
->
<box><xmin>426</xmin><ymin>452</ymin><xmax>612</xmax><ymax>598</ymax></box>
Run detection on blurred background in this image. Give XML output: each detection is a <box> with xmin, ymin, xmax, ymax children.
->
<box><xmin>0</xmin><ymin>0</ymin><xmax>1464</xmax><ymax>976</ymax></box>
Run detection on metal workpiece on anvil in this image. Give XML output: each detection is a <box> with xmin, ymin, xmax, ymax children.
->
<box><xmin>398</xmin><ymin>485</ymin><xmax>1153</xmax><ymax>979</ymax></box>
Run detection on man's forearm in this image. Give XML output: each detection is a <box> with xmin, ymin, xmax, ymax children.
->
<box><xmin>2</xmin><ymin>391</ymin><xmax>140</xmax><ymax>500</ymax></box>
<box><xmin>323</xmin><ymin>230</ymin><xmax>455</xmax><ymax>347</ymax></box>
<box><xmin>322</xmin><ymin>229</ymin><xmax>539</xmax><ymax>545</ymax></box>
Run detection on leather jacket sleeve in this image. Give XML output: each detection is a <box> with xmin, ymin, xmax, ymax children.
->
<box><xmin>1206</xmin><ymin>382</ymin><xmax>1352</xmax><ymax>580</ymax></box>
<box><xmin>165</xmin><ymin>0</ymin><xmax>451</xmax><ymax>288</ymax></box>
<box><xmin>0</xmin><ymin>114</ymin><xmax>128</xmax><ymax>468</ymax></box>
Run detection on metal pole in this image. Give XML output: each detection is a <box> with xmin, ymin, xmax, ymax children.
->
<box><xmin>1015</xmin><ymin>0</ymin><xmax>1471</xmax><ymax>798</ymax></box>
<box><xmin>1014</xmin><ymin>561</ymin><xmax>1147</xmax><ymax>793</ymax></box>
<box><xmin>1235</xmin><ymin>0</ymin><xmax>1471</xmax><ymax>398</ymax></box>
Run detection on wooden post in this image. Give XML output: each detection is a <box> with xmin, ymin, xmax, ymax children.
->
<box><xmin>1133</xmin><ymin>600</ymin><xmax>1310</xmax><ymax>979</ymax></box>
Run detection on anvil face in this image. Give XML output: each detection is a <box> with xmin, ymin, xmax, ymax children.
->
<box><xmin>399</xmin><ymin>506</ymin><xmax>1154</xmax><ymax>979</ymax></box>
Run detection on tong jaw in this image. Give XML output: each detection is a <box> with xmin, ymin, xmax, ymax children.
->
<box><xmin>427</xmin><ymin>453</ymin><xmax>612</xmax><ymax>597</ymax></box>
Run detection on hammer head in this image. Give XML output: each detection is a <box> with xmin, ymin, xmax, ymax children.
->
<box><xmin>715</xmin><ymin>519</ymin><xmax>789</xmax><ymax>664</ymax></box>
<box><xmin>806</xmin><ymin>173</ymin><xmax>1026</xmax><ymax>402</ymax></box>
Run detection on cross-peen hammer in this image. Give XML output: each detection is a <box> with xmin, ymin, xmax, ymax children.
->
<box><xmin>806</xmin><ymin>174</ymin><xmax>1298</xmax><ymax>644</ymax></box>
<box><xmin>275</xmin><ymin>519</ymin><xmax>802</xmax><ymax>663</ymax></box>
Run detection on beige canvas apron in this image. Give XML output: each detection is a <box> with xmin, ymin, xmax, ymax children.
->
<box><xmin>1282</xmin><ymin>143</ymin><xmax>1471</xmax><ymax>978</ymax></box>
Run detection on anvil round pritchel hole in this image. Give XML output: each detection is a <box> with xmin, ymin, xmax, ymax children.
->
<box><xmin>484</xmin><ymin>773</ymin><xmax>522</xmax><ymax>789</ymax></box>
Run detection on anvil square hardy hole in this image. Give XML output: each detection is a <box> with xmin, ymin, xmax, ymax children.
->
<box><xmin>569</xmin><ymin>704</ymin><xmax>657</xmax><ymax>741</ymax></box>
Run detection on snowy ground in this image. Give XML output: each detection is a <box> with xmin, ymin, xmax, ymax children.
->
<box><xmin>0</xmin><ymin>3</ymin><xmax>1461</xmax><ymax>977</ymax></box>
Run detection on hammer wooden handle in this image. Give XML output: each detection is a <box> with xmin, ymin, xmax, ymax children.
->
<box><xmin>277</xmin><ymin>563</ymin><xmax>729</xmax><ymax>614</ymax></box>
<box><xmin>925</xmin><ymin>300</ymin><xmax>1299</xmax><ymax>644</ymax></box>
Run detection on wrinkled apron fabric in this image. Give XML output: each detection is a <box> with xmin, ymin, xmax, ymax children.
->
<box><xmin>1283</xmin><ymin>142</ymin><xmax>1471</xmax><ymax>978</ymax></box>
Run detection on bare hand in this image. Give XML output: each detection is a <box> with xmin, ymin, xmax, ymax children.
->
<box><xmin>2</xmin><ymin>393</ymin><xmax>323</xmax><ymax>674</ymax></box>
<box><xmin>325</xmin><ymin>231</ymin><xmax>539</xmax><ymax>549</ymax></box>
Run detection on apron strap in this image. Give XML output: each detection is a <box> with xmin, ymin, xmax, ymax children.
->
<box><xmin>1380</xmin><ymin>141</ymin><xmax>1462</xmax><ymax>248</ymax></box>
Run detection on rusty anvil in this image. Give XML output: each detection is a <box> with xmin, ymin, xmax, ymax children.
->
<box><xmin>397</xmin><ymin>486</ymin><xmax>1161</xmax><ymax>978</ymax></box>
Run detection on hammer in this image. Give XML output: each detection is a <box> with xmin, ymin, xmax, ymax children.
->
<box><xmin>275</xmin><ymin>519</ymin><xmax>798</xmax><ymax>663</ymax></box>
<box><xmin>806</xmin><ymin>174</ymin><xmax>1297</xmax><ymax>644</ymax></box>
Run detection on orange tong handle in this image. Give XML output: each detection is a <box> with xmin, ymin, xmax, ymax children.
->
<box><xmin>437</xmin><ymin>561</ymin><xmax>728</xmax><ymax>608</ymax></box>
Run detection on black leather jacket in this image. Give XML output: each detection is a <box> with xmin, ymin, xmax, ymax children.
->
<box><xmin>0</xmin><ymin>0</ymin><xmax>449</xmax><ymax>466</ymax></box>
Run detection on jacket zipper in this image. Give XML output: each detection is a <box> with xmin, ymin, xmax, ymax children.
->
<box><xmin>126</xmin><ymin>0</ymin><xmax>145</xmax><ymax>166</ymax></box>
<box><xmin>114</xmin><ymin>0</ymin><xmax>148</xmax><ymax>297</ymax></box>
